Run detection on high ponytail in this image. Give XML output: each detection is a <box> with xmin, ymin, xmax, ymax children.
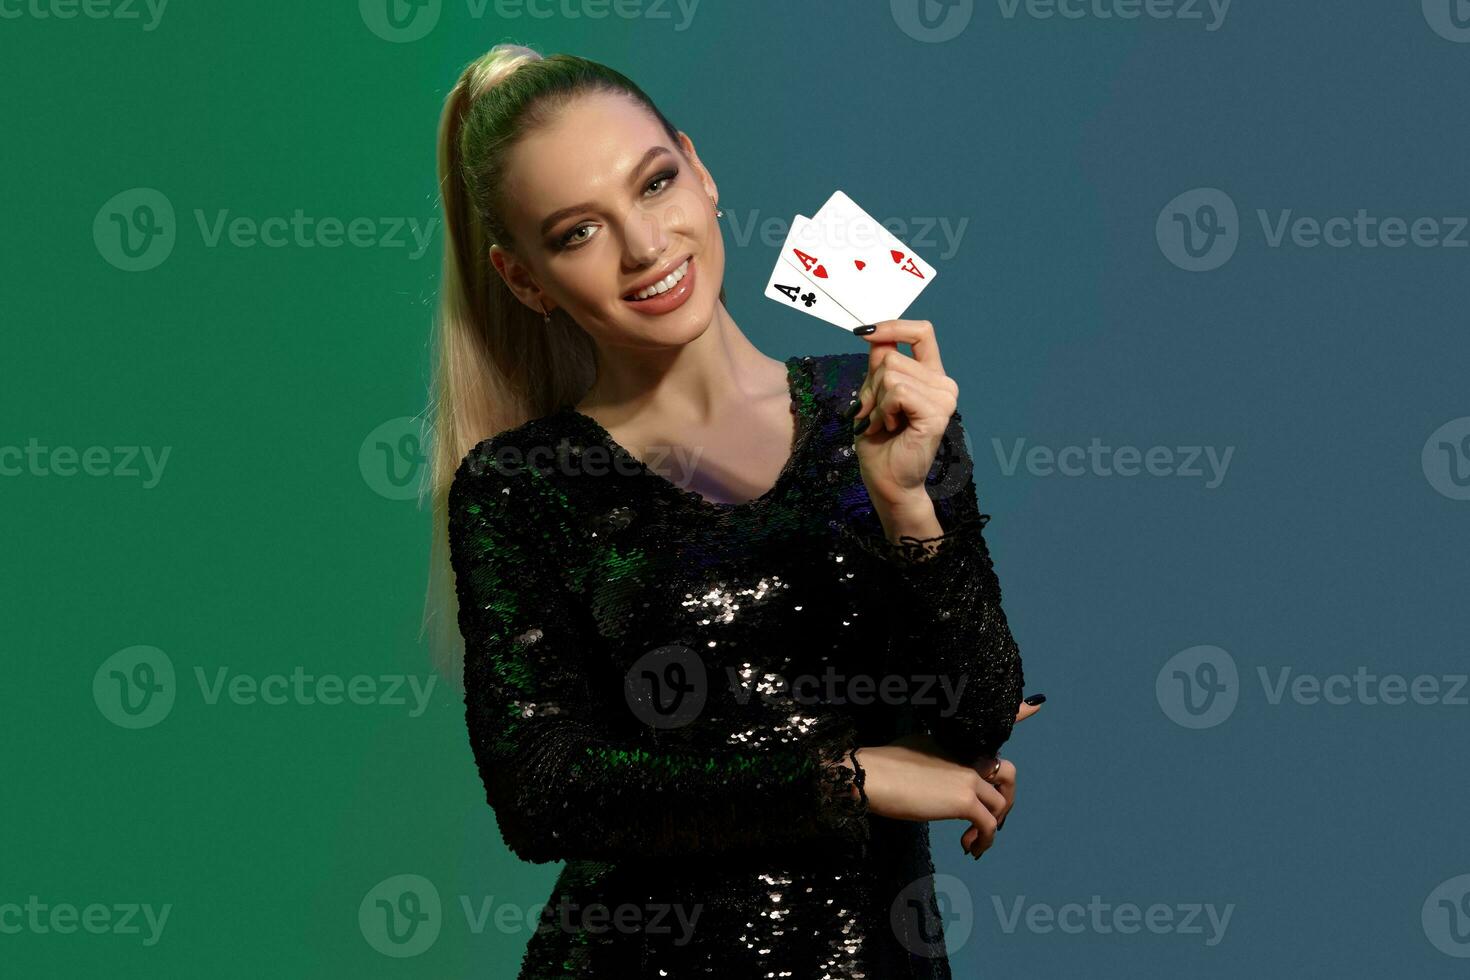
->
<box><xmin>421</xmin><ymin>44</ymin><xmax>721</xmax><ymax>680</ymax></box>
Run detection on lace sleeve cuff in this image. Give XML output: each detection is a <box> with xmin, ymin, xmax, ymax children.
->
<box><xmin>839</xmin><ymin>512</ymin><xmax>992</xmax><ymax>569</ymax></box>
<box><xmin>813</xmin><ymin>734</ymin><xmax>872</xmax><ymax>858</ymax></box>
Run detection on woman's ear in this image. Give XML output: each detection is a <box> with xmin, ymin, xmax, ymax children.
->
<box><xmin>489</xmin><ymin>243</ymin><xmax>553</xmax><ymax>315</ymax></box>
<box><xmin>676</xmin><ymin>130</ymin><xmax>718</xmax><ymax>207</ymax></box>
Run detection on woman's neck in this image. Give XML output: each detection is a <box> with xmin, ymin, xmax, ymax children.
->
<box><xmin>575</xmin><ymin>305</ymin><xmax>787</xmax><ymax>428</ymax></box>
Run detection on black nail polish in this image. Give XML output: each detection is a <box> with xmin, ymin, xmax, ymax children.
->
<box><xmin>853</xmin><ymin>324</ymin><xmax>877</xmax><ymax>335</ymax></box>
<box><xmin>1023</xmin><ymin>693</ymin><xmax>1046</xmax><ymax>705</ymax></box>
<box><xmin>852</xmin><ymin>417</ymin><xmax>871</xmax><ymax>436</ymax></box>
<box><xmin>841</xmin><ymin>400</ymin><xmax>862</xmax><ymax>420</ymax></box>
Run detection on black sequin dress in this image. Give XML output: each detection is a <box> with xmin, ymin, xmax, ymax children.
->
<box><xmin>447</xmin><ymin>352</ymin><xmax>1025</xmax><ymax>978</ymax></box>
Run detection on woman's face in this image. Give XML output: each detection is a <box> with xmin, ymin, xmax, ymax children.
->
<box><xmin>492</xmin><ymin>91</ymin><xmax>725</xmax><ymax>350</ymax></box>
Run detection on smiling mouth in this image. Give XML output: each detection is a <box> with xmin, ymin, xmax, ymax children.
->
<box><xmin>623</xmin><ymin>256</ymin><xmax>692</xmax><ymax>301</ymax></box>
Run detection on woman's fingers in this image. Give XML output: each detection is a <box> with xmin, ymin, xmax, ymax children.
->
<box><xmin>871</xmin><ymin>366</ymin><xmax>948</xmax><ymax>436</ymax></box>
<box><xmin>856</xmin><ymin>354</ymin><xmax>958</xmax><ymax>447</ymax></box>
<box><xmin>984</xmin><ymin>758</ymin><xmax>1016</xmax><ymax>814</ymax></box>
<box><xmin>963</xmin><ymin>759</ymin><xmax>1017</xmax><ymax>856</ymax></box>
<box><xmin>960</xmin><ymin>771</ymin><xmax>1009</xmax><ymax>857</ymax></box>
<box><xmin>854</xmin><ymin>348</ymin><xmax>954</xmax><ymax>425</ymax></box>
<box><xmin>962</xmin><ymin>822</ymin><xmax>1000</xmax><ymax>858</ymax></box>
<box><xmin>1015</xmin><ymin>698</ymin><xmax>1045</xmax><ymax>723</ymax></box>
<box><xmin>973</xmin><ymin>759</ymin><xmax>1014</xmax><ymax>813</ymax></box>
<box><xmin>855</xmin><ymin>318</ymin><xmax>946</xmax><ymax>375</ymax></box>
<box><xmin>961</xmin><ymin>788</ymin><xmax>1001</xmax><ymax>858</ymax></box>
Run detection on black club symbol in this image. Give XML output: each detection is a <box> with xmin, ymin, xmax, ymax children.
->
<box><xmin>800</xmin><ymin>291</ymin><xmax>817</xmax><ymax>308</ymax></box>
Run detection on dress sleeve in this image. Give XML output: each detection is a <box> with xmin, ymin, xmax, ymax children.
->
<box><xmin>448</xmin><ymin>446</ymin><xmax>871</xmax><ymax>865</ymax></box>
<box><xmin>838</xmin><ymin>411</ymin><xmax>1025</xmax><ymax>763</ymax></box>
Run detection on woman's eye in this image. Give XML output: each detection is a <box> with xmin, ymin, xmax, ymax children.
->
<box><xmin>559</xmin><ymin>225</ymin><xmax>594</xmax><ymax>248</ymax></box>
<box><xmin>645</xmin><ymin>169</ymin><xmax>678</xmax><ymax>195</ymax></box>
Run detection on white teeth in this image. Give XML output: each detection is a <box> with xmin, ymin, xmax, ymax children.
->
<box><xmin>629</xmin><ymin>258</ymin><xmax>689</xmax><ymax>300</ymax></box>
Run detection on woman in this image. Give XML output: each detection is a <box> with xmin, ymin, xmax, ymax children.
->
<box><xmin>426</xmin><ymin>43</ymin><xmax>1042</xmax><ymax>978</ymax></box>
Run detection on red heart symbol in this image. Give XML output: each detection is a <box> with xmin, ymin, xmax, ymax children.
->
<box><xmin>854</xmin><ymin>260</ymin><xmax>866</xmax><ymax>271</ymax></box>
<box><xmin>813</xmin><ymin>264</ymin><xmax>828</xmax><ymax>278</ymax></box>
<box><xmin>890</xmin><ymin>249</ymin><xmax>905</xmax><ymax>264</ymax></box>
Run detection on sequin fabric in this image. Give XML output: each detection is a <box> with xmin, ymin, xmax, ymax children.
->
<box><xmin>447</xmin><ymin>352</ymin><xmax>1025</xmax><ymax>978</ymax></box>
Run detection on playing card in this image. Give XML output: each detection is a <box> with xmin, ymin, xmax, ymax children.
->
<box><xmin>791</xmin><ymin>190</ymin><xmax>937</xmax><ymax>324</ymax></box>
<box><xmin>776</xmin><ymin>214</ymin><xmax>864</xmax><ymax>315</ymax></box>
<box><xmin>763</xmin><ymin>252</ymin><xmax>863</xmax><ymax>331</ymax></box>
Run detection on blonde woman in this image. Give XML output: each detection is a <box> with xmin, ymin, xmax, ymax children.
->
<box><xmin>425</xmin><ymin>43</ymin><xmax>1042</xmax><ymax>979</ymax></box>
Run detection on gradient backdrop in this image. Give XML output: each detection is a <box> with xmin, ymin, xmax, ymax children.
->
<box><xmin>4</xmin><ymin>1</ymin><xmax>1469</xmax><ymax>977</ymax></box>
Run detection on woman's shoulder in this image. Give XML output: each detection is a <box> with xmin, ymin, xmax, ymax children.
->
<box><xmin>451</xmin><ymin>409</ymin><xmax>583</xmax><ymax>497</ymax></box>
<box><xmin>795</xmin><ymin>350</ymin><xmax>869</xmax><ymax>412</ymax></box>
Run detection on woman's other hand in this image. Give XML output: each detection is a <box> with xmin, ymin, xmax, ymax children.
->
<box><xmin>856</xmin><ymin>693</ymin><xmax>1044</xmax><ymax>860</ymax></box>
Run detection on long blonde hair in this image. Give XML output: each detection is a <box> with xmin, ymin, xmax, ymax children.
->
<box><xmin>420</xmin><ymin>43</ymin><xmax>725</xmax><ymax>682</ymax></box>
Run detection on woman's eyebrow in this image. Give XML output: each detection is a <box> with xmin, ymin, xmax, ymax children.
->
<box><xmin>538</xmin><ymin>146</ymin><xmax>674</xmax><ymax>236</ymax></box>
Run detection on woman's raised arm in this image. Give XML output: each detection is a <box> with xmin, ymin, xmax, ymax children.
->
<box><xmin>840</xmin><ymin>409</ymin><xmax>1026</xmax><ymax>765</ymax></box>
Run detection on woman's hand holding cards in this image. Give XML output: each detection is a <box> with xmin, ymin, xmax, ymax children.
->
<box><xmin>849</xmin><ymin>318</ymin><xmax>958</xmax><ymax>543</ymax></box>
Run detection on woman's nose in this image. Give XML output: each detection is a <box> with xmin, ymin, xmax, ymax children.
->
<box><xmin>621</xmin><ymin>204</ymin><xmax>678</xmax><ymax>264</ymax></box>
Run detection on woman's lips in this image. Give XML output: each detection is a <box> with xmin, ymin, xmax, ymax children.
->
<box><xmin>621</xmin><ymin>256</ymin><xmax>695</xmax><ymax>315</ymax></box>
